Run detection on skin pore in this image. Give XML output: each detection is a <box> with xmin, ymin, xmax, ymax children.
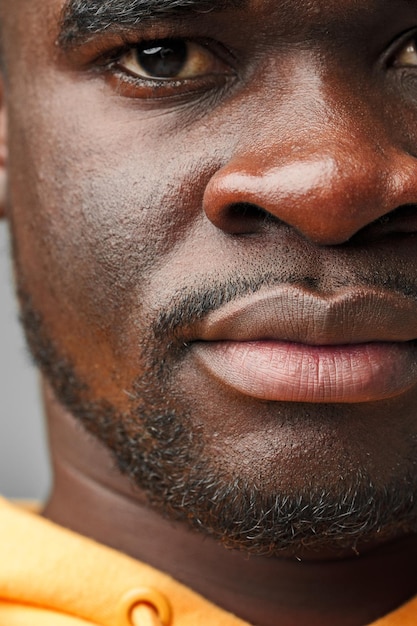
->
<box><xmin>2</xmin><ymin>0</ymin><xmax>417</xmax><ymax>624</ymax></box>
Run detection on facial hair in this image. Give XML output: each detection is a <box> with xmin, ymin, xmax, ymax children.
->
<box><xmin>17</xmin><ymin>275</ymin><xmax>417</xmax><ymax>558</ymax></box>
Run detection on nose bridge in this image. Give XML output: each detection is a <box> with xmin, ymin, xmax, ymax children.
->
<box><xmin>203</xmin><ymin>75</ymin><xmax>415</xmax><ymax>245</ymax></box>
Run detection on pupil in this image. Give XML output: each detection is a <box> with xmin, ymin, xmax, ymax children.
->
<box><xmin>137</xmin><ymin>39</ymin><xmax>188</xmax><ymax>78</ymax></box>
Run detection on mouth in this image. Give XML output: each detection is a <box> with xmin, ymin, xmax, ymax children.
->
<box><xmin>192</xmin><ymin>286</ymin><xmax>417</xmax><ymax>403</ymax></box>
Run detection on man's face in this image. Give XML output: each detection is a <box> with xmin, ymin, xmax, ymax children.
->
<box><xmin>3</xmin><ymin>0</ymin><xmax>417</xmax><ymax>555</ymax></box>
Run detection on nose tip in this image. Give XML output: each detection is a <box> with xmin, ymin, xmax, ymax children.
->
<box><xmin>203</xmin><ymin>150</ymin><xmax>417</xmax><ymax>246</ymax></box>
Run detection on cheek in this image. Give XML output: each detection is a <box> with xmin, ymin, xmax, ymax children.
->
<box><xmin>6</xmin><ymin>80</ymin><xmax>218</xmax><ymax>398</ymax></box>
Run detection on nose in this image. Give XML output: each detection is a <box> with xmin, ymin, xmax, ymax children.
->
<box><xmin>203</xmin><ymin>109</ymin><xmax>417</xmax><ymax>246</ymax></box>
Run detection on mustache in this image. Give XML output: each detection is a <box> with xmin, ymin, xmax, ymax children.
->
<box><xmin>151</xmin><ymin>270</ymin><xmax>417</xmax><ymax>342</ymax></box>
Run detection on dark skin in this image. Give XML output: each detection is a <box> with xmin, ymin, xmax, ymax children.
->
<box><xmin>2</xmin><ymin>0</ymin><xmax>417</xmax><ymax>624</ymax></box>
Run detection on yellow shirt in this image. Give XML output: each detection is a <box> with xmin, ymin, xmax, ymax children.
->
<box><xmin>0</xmin><ymin>497</ymin><xmax>416</xmax><ymax>625</ymax></box>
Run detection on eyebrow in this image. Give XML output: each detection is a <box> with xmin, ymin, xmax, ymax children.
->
<box><xmin>58</xmin><ymin>0</ymin><xmax>246</xmax><ymax>48</ymax></box>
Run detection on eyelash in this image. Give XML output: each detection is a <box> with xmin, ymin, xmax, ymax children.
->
<box><xmin>385</xmin><ymin>28</ymin><xmax>417</xmax><ymax>68</ymax></box>
<box><xmin>88</xmin><ymin>25</ymin><xmax>417</xmax><ymax>103</ymax></box>
<box><xmin>95</xmin><ymin>36</ymin><xmax>237</xmax><ymax>100</ymax></box>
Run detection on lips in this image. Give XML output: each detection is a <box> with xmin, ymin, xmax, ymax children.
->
<box><xmin>196</xmin><ymin>287</ymin><xmax>417</xmax><ymax>344</ymax></box>
<box><xmin>193</xmin><ymin>287</ymin><xmax>417</xmax><ymax>403</ymax></box>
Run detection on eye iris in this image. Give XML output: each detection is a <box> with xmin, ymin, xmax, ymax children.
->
<box><xmin>137</xmin><ymin>39</ymin><xmax>188</xmax><ymax>78</ymax></box>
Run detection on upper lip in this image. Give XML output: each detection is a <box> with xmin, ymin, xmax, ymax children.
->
<box><xmin>196</xmin><ymin>287</ymin><xmax>417</xmax><ymax>344</ymax></box>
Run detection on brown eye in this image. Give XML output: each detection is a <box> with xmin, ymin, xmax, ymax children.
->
<box><xmin>117</xmin><ymin>38</ymin><xmax>226</xmax><ymax>80</ymax></box>
<box><xmin>392</xmin><ymin>36</ymin><xmax>417</xmax><ymax>67</ymax></box>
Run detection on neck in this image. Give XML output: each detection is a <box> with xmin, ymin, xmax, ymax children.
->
<box><xmin>42</xmin><ymin>382</ymin><xmax>417</xmax><ymax>626</ymax></box>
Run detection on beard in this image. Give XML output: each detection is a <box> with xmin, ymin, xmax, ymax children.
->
<box><xmin>17</xmin><ymin>275</ymin><xmax>417</xmax><ymax>559</ymax></box>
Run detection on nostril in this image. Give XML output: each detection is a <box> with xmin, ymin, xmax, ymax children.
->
<box><xmin>228</xmin><ymin>202</ymin><xmax>270</xmax><ymax>221</ymax></box>
<box><xmin>210</xmin><ymin>202</ymin><xmax>273</xmax><ymax>235</ymax></box>
<box><xmin>352</xmin><ymin>204</ymin><xmax>417</xmax><ymax>243</ymax></box>
<box><xmin>224</xmin><ymin>203</ymin><xmax>277</xmax><ymax>234</ymax></box>
<box><xmin>206</xmin><ymin>201</ymin><xmax>283</xmax><ymax>235</ymax></box>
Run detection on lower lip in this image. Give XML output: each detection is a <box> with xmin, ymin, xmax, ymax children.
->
<box><xmin>194</xmin><ymin>341</ymin><xmax>417</xmax><ymax>403</ymax></box>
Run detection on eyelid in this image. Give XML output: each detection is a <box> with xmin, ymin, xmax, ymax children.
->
<box><xmin>63</xmin><ymin>22</ymin><xmax>238</xmax><ymax>73</ymax></box>
<box><xmin>383</xmin><ymin>27</ymin><xmax>417</xmax><ymax>68</ymax></box>
<box><xmin>91</xmin><ymin>35</ymin><xmax>238</xmax><ymax>102</ymax></box>
<box><xmin>113</xmin><ymin>38</ymin><xmax>233</xmax><ymax>82</ymax></box>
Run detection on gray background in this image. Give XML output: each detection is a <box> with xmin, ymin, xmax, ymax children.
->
<box><xmin>0</xmin><ymin>221</ymin><xmax>51</xmax><ymax>500</ymax></box>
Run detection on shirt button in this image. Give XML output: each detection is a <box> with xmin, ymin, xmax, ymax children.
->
<box><xmin>117</xmin><ymin>587</ymin><xmax>173</xmax><ymax>626</ymax></box>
